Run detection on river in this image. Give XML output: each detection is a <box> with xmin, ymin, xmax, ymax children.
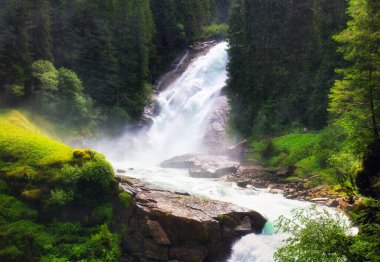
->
<box><xmin>93</xmin><ymin>42</ymin><xmax>316</xmax><ymax>261</ymax></box>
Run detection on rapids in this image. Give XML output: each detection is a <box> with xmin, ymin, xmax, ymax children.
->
<box><xmin>91</xmin><ymin>42</ymin><xmax>340</xmax><ymax>261</ymax></box>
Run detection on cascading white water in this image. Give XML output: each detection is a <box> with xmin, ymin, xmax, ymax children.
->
<box><xmin>94</xmin><ymin>42</ymin><xmax>229</xmax><ymax>166</ymax></box>
<box><xmin>142</xmin><ymin>43</ymin><xmax>228</xmax><ymax>162</ymax></box>
<box><xmin>92</xmin><ymin>42</ymin><xmax>347</xmax><ymax>261</ymax></box>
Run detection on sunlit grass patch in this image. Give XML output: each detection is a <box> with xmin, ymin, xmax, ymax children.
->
<box><xmin>0</xmin><ymin>110</ymin><xmax>73</xmax><ymax>168</ymax></box>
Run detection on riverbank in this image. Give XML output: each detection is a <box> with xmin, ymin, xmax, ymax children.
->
<box><xmin>222</xmin><ymin>160</ymin><xmax>366</xmax><ymax>214</ymax></box>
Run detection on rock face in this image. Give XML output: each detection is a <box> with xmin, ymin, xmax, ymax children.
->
<box><xmin>202</xmin><ymin>95</ymin><xmax>231</xmax><ymax>154</ymax></box>
<box><xmin>160</xmin><ymin>154</ymin><xmax>240</xmax><ymax>178</ymax></box>
<box><xmin>226</xmin><ymin>140</ymin><xmax>248</xmax><ymax>161</ymax></box>
<box><xmin>118</xmin><ymin>177</ymin><xmax>267</xmax><ymax>262</ymax></box>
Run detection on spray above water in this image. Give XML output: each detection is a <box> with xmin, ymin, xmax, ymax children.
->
<box><xmin>93</xmin><ymin>42</ymin><xmax>229</xmax><ymax>166</ymax></box>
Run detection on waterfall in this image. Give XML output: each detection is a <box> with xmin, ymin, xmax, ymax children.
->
<box><xmin>90</xmin><ymin>42</ymin><xmax>345</xmax><ymax>261</ymax></box>
<box><xmin>95</xmin><ymin>42</ymin><xmax>229</xmax><ymax>166</ymax></box>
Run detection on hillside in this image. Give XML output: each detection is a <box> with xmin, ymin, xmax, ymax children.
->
<box><xmin>0</xmin><ymin>110</ymin><xmax>122</xmax><ymax>261</ymax></box>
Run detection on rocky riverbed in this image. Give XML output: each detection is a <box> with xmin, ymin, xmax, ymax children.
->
<box><xmin>224</xmin><ymin>164</ymin><xmax>363</xmax><ymax>211</ymax></box>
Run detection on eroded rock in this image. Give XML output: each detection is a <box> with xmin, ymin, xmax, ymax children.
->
<box><xmin>119</xmin><ymin>177</ymin><xmax>266</xmax><ymax>262</ymax></box>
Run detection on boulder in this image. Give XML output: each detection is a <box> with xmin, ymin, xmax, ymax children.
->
<box><xmin>226</xmin><ymin>140</ymin><xmax>248</xmax><ymax>161</ymax></box>
<box><xmin>325</xmin><ymin>198</ymin><xmax>339</xmax><ymax>207</ymax></box>
<box><xmin>160</xmin><ymin>154</ymin><xmax>201</xmax><ymax>168</ymax></box>
<box><xmin>161</xmin><ymin>154</ymin><xmax>240</xmax><ymax>178</ymax></box>
<box><xmin>118</xmin><ymin>177</ymin><xmax>266</xmax><ymax>262</ymax></box>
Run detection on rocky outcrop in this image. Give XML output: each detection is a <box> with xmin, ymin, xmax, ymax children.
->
<box><xmin>161</xmin><ymin>154</ymin><xmax>240</xmax><ymax>178</ymax></box>
<box><xmin>203</xmin><ymin>95</ymin><xmax>231</xmax><ymax>155</ymax></box>
<box><xmin>117</xmin><ymin>177</ymin><xmax>267</xmax><ymax>262</ymax></box>
<box><xmin>189</xmin><ymin>41</ymin><xmax>217</xmax><ymax>52</ymax></box>
<box><xmin>226</xmin><ymin>140</ymin><xmax>249</xmax><ymax>161</ymax></box>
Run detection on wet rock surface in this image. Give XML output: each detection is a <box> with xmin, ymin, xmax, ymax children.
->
<box><xmin>117</xmin><ymin>176</ymin><xmax>267</xmax><ymax>262</ymax></box>
<box><xmin>161</xmin><ymin>154</ymin><xmax>240</xmax><ymax>178</ymax></box>
<box><xmin>203</xmin><ymin>95</ymin><xmax>231</xmax><ymax>154</ymax></box>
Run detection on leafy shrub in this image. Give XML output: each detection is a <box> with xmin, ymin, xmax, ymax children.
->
<box><xmin>91</xmin><ymin>204</ymin><xmax>113</xmax><ymax>224</ymax></box>
<box><xmin>0</xmin><ymin>194</ymin><xmax>37</xmax><ymax>221</ymax></box>
<box><xmin>274</xmin><ymin>206</ymin><xmax>353</xmax><ymax>262</ymax></box>
<box><xmin>70</xmin><ymin>224</ymin><xmax>120</xmax><ymax>262</ymax></box>
<box><xmin>0</xmin><ymin>220</ymin><xmax>53</xmax><ymax>261</ymax></box>
<box><xmin>275</xmin><ymin>203</ymin><xmax>380</xmax><ymax>262</ymax></box>
<box><xmin>50</xmin><ymin>189</ymin><xmax>74</xmax><ymax>206</ymax></box>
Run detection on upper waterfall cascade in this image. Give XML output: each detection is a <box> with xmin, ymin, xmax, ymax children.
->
<box><xmin>95</xmin><ymin>42</ymin><xmax>229</xmax><ymax>166</ymax></box>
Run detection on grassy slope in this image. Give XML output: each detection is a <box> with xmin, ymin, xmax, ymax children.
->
<box><xmin>0</xmin><ymin>109</ymin><xmax>122</xmax><ymax>261</ymax></box>
<box><xmin>251</xmin><ymin>132</ymin><xmax>343</xmax><ymax>188</ymax></box>
<box><xmin>0</xmin><ymin>109</ymin><xmax>73</xmax><ymax>166</ymax></box>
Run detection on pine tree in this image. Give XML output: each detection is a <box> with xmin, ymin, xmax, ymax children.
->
<box><xmin>329</xmin><ymin>0</ymin><xmax>380</xmax><ymax>147</ymax></box>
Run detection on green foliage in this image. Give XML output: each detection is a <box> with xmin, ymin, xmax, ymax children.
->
<box><xmin>119</xmin><ymin>192</ymin><xmax>133</xmax><ymax>208</ymax></box>
<box><xmin>0</xmin><ymin>194</ymin><xmax>37</xmax><ymax>222</ymax></box>
<box><xmin>227</xmin><ymin>0</ymin><xmax>347</xmax><ymax>137</ymax></box>
<box><xmin>8</xmin><ymin>84</ymin><xmax>25</xmax><ymax>97</ymax></box>
<box><xmin>0</xmin><ymin>110</ymin><xmax>73</xmax><ymax>168</ymax></box>
<box><xmin>91</xmin><ymin>204</ymin><xmax>114</xmax><ymax>224</ymax></box>
<box><xmin>0</xmin><ymin>220</ymin><xmax>53</xmax><ymax>262</ymax></box>
<box><xmin>0</xmin><ymin>0</ymin><xmax>231</xmax><ymax>128</ymax></box>
<box><xmin>252</xmin><ymin>133</ymin><xmax>321</xmax><ymax>168</ymax></box>
<box><xmin>274</xmin><ymin>206</ymin><xmax>352</xmax><ymax>262</ymax></box>
<box><xmin>0</xmin><ymin>110</ymin><xmax>124</xmax><ymax>261</ymax></box>
<box><xmin>30</xmin><ymin>60</ymin><xmax>100</xmax><ymax>128</ymax></box>
<box><xmin>31</xmin><ymin>60</ymin><xmax>58</xmax><ymax>92</ymax></box>
<box><xmin>50</xmin><ymin>189</ymin><xmax>74</xmax><ymax>206</ymax></box>
<box><xmin>275</xmin><ymin>202</ymin><xmax>380</xmax><ymax>262</ymax></box>
<box><xmin>250</xmin><ymin>127</ymin><xmax>365</xmax><ymax>191</ymax></box>
<box><xmin>329</xmin><ymin>0</ymin><xmax>380</xmax><ymax>151</ymax></box>
<box><xmin>70</xmin><ymin>224</ymin><xmax>120</xmax><ymax>262</ymax></box>
<box><xmin>201</xmin><ymin>23</ymin><xmax>229</xmax><ymax>39</ymax></box>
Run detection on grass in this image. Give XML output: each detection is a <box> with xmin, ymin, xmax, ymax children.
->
<box><xmin>0</xmin><ymin>109</ymin><xmax>73</xmax><ymax>168</ymax></box>
<box><xmin>0</xmin><ymin>109</ymin><xmax>124</xmax><ymax>261</ymax></box>
<box><xmin>251</xmin><ymin>132</ymin><xmax>342</xmax><ymax>186</ymax></box>
<box><xmin>0</xmin><ymin>109</ymin><xmax>116</xmax><ymax>201</ymax></box>
<box><xmin>251</xmin><ymin>133</ymin><xmax>320</xmax><ymax>167</ymax></box>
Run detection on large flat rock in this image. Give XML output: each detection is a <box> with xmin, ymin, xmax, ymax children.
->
<box><xmin>160</xmin><ymin>154</ymin><xmax>240</xmax><ymax>178</ymax></box>
<box><xmin>117</xmin><ymin>176</ymin><xmax>267</xmax><ymax>262</ymax></box>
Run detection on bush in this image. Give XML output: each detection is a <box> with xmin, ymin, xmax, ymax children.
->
<box><xmin>50</xmin><ymin>189</ymin><xmax>74</xmax><ymax>206</ymax></box>
<box><xmin>91</xmin><ymin>204</ymin><xmax>113</xmax><ymax>224</ymax></box>
<box><xmin>274</xmin><ymin>205</ymin><xmax>353</xmax><ymax>262</ymax></box>
<box><xmin>0</xmin><ymin>220</ymin><xmax>53</xmax><ymax>261</ymax></box>
<box><xmin>275</xmin><ymin>203</ymin><xmax>380</xmax><ymax>262</ymax></box>
<box><xmin>70</xmin><ymin>225</ymin><xmax>120</xmax><ymax>262</ymax></box>
<box><xmin>0</xmin><ymin>194</ymin><xmax>37</xmax><ymax>221</ymax></box>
